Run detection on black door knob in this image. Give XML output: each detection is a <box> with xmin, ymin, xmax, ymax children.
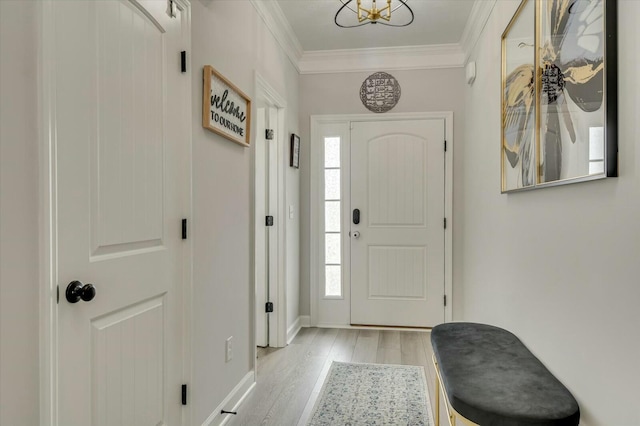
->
<box><xmin>66</xmin><ymin>281</ymin><xmax>96</xmax><ymax>303</ymax></box>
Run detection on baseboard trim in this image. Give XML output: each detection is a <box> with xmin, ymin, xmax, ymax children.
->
<box><xmin>202</xmin><ymin>371</ymin><xmax>256</xmax><ymax>426</ymax></box>
<box><xmin>287</xmin><ymin>317</ymin><xmax>301</xmax><ymax>344</ymax></box>
<box><xmin>287</xmin><ymin>315</ymin><xmax>310</xmax><ymax>344</ymax></box>
<box><xmin>299</xmin><ymin>315</ymin><xmax>310</xmax><ymax>327</ymax></box>
<box><xmin>316</xmin><ymin>323</ymin><xmax>431</xmax><ymax>332</ymax></box>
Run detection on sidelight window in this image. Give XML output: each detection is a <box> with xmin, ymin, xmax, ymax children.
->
<box><xmin>324</xmin><ymin>137</ymin><xmax>342</xmax><ymax>297</ymax></box>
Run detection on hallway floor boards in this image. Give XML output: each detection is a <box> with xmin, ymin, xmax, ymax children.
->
<box><xmin>227</xmin><ymin>327</ymin><xmax>438</xmax><ymax>426</ymax></box>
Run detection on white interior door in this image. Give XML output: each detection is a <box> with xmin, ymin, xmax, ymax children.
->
<box><xmin>255</xmin><ymin>106</ymin><xmax>278</xmax><ymax>347</ymax></box>
<box><xmin>266</xmin><ymin>107</ymin><xmax>278</xmax><ymax>347</ymax></box>
<box><xmin>255</xmin><ymin>108</ymin><xmax>268</xmax><ymax>347</ymax></box>
<box><xmin>53</xmin><ymin>1</ymin><xmax>188</xmax><ymax>425</ymax></box>
<box><xmin>350</xmin><ymin>119</ymin><xmax>445</xmax><ymax>327</ymax></box>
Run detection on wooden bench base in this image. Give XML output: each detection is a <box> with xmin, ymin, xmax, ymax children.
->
<box><xmin>433</xmin><ymin>353</ymin><xmax>478</xmax><ymax>426</ymax></box>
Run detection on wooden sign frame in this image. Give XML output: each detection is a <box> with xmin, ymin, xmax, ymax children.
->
<box><xmin>202</xmin><ymin>65</ymin><xmax>252</xmax><ymax>147</ymax></box>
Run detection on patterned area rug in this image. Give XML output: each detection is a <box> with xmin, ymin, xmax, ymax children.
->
<box><xmin>308</xmin><ymin>362</ymin><xmax>433</xmax><ymax>425</ymax></box>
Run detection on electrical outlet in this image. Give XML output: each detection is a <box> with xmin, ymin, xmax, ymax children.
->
<box><xmin>225</xmin><ymin>336</ymin><xmax>233</xmax><ymax>362</ymax></box>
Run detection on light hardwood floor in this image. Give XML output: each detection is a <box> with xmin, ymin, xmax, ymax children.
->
<box><xmin>227</xmin><ymin>327</ymin><xmax>438</xmax><ymax>426</ymax></box>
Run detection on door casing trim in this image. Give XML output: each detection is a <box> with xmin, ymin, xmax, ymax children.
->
<box><xmin>39</xmin><ymin>2</ymin><xmax>58</xmax><ymax>424</ymax></box>
<box><xmin>309</xmin><ymin>112</ymin><xmax>454</xmax><ymax>327</ymax></box>
<box><xmin>252</xmin><ymin>72</ymin><xmax>288</xmax><ymax>359</ymax></box>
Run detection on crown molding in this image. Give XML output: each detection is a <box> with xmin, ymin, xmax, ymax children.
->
<box><xmin>251</xmin><ymin>0</ymin><xmax>490</xmax><ymax>75</ymax></box>
<box><xmin>298</xmin><ymin>44</ymin><xmax>465</xmax><ymax>75</ymax></box>
<box><xmin>250</xmin><ymin>0</ymin><xmax>304</xmax><ymax>72</ymax></box>
<box><xmin>459</xmin><ymin>0</ymin><xmax>497</xmax><ymax>63</ymax></box>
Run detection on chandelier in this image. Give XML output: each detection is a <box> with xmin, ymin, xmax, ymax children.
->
<box><xmin>335</xmin><ymin>0</ymin><xmax>414</xmax><ymax>28</ymax></box>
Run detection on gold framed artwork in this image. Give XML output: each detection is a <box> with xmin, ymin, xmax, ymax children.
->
<box><xmin>202</xmin><ymin>65</ymin><xmax>252</xmax><ymax>147</ymax></box>
<box><xmin>501</xmin><ymin>0</ymin><xmax>617</xmax><ymax>192</ymax></box>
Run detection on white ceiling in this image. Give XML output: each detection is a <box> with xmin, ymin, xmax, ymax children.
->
<box><xmin>275</xmin><ymin>0</ymin><xmax>476</xmax><ymax>52</ymax></box>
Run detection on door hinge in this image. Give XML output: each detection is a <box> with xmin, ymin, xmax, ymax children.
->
<box><xmin>265</xmin><ymin>302</ymin><xmax>274</xmax><ymax>313</ymax></box>
<box><xmin>167</xmin><ymin>0</ymin><xmax>177</xmax><ymax>18</ymax></box>
<box><xmin>444</xmin><ymin>140</ymin><xmax>447</xmax><ymax>152</ymax></box>
<box><xmin>444</xmin><ymin>218</ymin><xmax>447</xmax><ymax>229</ymax></box>
<box><xmin>180</xmin><ymin>51</ymin><xmax>187</xmax><ymax>73</ymax></box>
<box><xmin>182</xmin><ymin>384</ymin><xmax>187</xmax><ymax>405</ymax></box>
<box><xmin>265</xmin><ymin>216</ymin><xmax>274</xmax><ymax>226</ymax></box>
<box><xmin>265</xmin><ymin>129</ymin><xmax>274</xmax><ymax>140</ymax></box>
<box><xmin>182</xmin><ymin>218</ymin><xmax>188</xmax><ymax>239</ymax></box>
<box><xmin>444</xmin><ymin>295</ymin><xmax>447</xmax><ymax>307</ymax></box>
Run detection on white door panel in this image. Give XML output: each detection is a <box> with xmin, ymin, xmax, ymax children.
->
<box><xmin>54</xmin><ymin>1</ymin><xmax>187</xmax><ymax>424</ymax></box>
<box><xmin>92</xmin><ymin>0</ymin><xmax>165</xmax><ymax>254</ymax></box>
<box><xmin>368</xmin><ymin>246</ymin><xmax>427</xmax><ymax>299</ymax></box>
<box><xmin>350</xmin><ymin>119</ymin><xmax>445</xmax><ymax>327</ymax></box>
<box><xmin>91</xmin><ymin>297</ymin><xmax>164</xmax><ymax>426</ymax></box>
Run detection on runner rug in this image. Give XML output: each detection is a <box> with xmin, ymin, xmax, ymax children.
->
<box><xmin>307</xmin><ymin>361</ymin><xmax>433</xmax><ymax>425</ymax></box>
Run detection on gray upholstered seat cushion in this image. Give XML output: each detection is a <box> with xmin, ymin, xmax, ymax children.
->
<box><xmin>431</xmin><ymin>323</ymin><xmax>580</xmax><ymax>426</ymax></box>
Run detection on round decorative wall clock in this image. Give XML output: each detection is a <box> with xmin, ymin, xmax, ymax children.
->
<box><xmin>359</xmin><ymin>72</ymin><xmax>401</xmax><ymax>113</ymax></box>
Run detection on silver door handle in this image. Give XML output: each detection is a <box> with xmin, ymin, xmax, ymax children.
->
<box><xmin>352</xmin><ymin>231</ymin><xmax>360</xmax><ymax>239</ymax></box>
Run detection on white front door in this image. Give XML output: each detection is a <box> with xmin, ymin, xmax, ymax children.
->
<box><xmin>350</xmin><ymin>119</ymin><xmax>445</xmax><ymax>327</ymax></box>
<box><xmin>53</xmin><ymin>1</ymin><xmax>189</xmax><ymax>425</ymax></box>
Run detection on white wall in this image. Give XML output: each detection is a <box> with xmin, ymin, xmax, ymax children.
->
<box><xmin>287</xmin><ymin>160</ymin><xmax>301</xmax><ymax>332</ymax></box>
<box><xmin>0</xmin><ymin>1</ymin><xmax>40</xmax><ymax>425</ymax></box>
<box><xmin>461</xmin><ymin>1</ymin><xmax>640</xmax><ymax>425</ymax></box>
<box><xmin>191</xmin><ymin>1</ymin><xmax>299</xmax><ymax>423</ymax></box>
<box><xmin>299</xmin><ymin>68</ymin><xmax>466</xmax><ymax>320</ymax></box>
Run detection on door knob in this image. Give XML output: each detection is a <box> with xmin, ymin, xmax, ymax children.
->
<box><xmin>352</xmin><ymin>231</ymin><xmax>360</xmax><ymax>239</ymax></box>
<box><xmin>66</xmin><ymin>281</ymin><xmax>96</xmax><ymax>303</ymax></box>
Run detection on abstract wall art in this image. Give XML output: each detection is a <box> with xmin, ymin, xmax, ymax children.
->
<box><xmin>501</xmin><ymin>0</ymin><xmax>617</xmax><ymax>192</ymax></box>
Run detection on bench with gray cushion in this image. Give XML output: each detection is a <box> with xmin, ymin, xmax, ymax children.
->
<box><xmin>431</xmin><ymin>323</ymin><xmax>580</xmax><ymax>426</ymax></box>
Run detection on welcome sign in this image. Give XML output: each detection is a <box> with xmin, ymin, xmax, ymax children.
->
<box><xmin>202</xmin><ymin>65</ymin><xmax>251</xmax><ymax>147</ymax></box>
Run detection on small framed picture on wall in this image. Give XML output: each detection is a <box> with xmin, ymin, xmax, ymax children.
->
<box><xmin>290</xmin><ymin>134</ymin><xmax>300</xmax><ymax>168</ymax></box>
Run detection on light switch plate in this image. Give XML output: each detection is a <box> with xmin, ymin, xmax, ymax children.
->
<box><xmin>225</xmin><ymin>336</ymin><xmax>233</xmax><ymax>362</ymax></box>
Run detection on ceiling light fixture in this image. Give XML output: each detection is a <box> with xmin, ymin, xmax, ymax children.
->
<box><xmin>335</xmin><ymin>0</ymin><xmax>414</xmax><ymax>28</ymax></box>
